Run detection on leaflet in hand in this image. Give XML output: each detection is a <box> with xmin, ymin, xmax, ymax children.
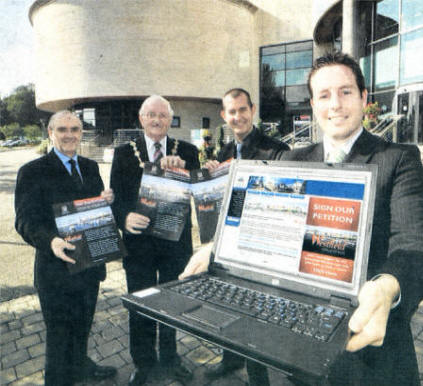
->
<box><xmin>53</xmin><ymin>196</ymin><xmax>126</xmax><ymax>274</ymax></box>
<box><xmin>136</xmin><ymin>160</ymin><xmax>231</xmax><ymax>243</ymax></box>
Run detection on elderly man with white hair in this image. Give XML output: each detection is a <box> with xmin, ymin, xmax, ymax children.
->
<box><xmin>110</xmin><ymin>95</ymin><xmax>200</xmax><ymax>385</ymax></box>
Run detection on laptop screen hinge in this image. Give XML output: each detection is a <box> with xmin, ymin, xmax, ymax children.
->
<box><xmin>330</xmin><ymin>295</ymin><xmax>352</xmax><ymax>308</ymax></box>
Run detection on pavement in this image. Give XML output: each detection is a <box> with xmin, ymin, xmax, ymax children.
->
<box><xmin>1</xmin><ymin>148</ymin><xmax>423</xmax><ymax>385</ymax></box>
<box><xmin>1</xmin><ymin>259</ymin><xmax>423</xmax><ymax>386</ymax></box>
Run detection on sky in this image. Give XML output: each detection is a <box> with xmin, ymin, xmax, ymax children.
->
<box><xmin>0</xmin><ymin>0</ymin><xmax>35</xmax><ymax>98</ymax></box>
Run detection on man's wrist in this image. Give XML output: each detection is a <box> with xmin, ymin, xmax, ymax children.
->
<box><xmin>371</xmin><ymin>273</ymin><xmax>401</xmax><ymax>309</ymax></box>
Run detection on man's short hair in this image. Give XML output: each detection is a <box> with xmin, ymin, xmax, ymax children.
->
<box><xmin>222</xmin><ymin>88</ymin><xmax>253</xmax><ymax>110</ymax></box>
<box><xmin>48</xmin><ymin>110</ymin><xmax>82</xmax><ymax>131</ymax></box>
<box><xmin>307</xmin><ymin>52</ymin><xmax>366</xmax><ymax>98</ymax></box>
<box><xmin>139</xmin><ymin>95</ymin><xmax>174</xmax><ymax>118</ymax></box>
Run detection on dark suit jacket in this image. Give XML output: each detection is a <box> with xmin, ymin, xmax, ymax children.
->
<box><xmin>217</xmin><ymin>127</ymin><xmax>289</xmax><ymax>162</ymax></box>
<box><xmin>15</xmin><ymin>150</ymin><xmax>106</xmax><ymax>291</ymax></box>
<box><xmin>279</xmin><ymin>130</ymin><xmax>423</xmax><ymax>385</ymax></box>
<box><xmin>110</xmin><ymin>135</ymin><xmax>200</xmax><ymax>264</ymax></box>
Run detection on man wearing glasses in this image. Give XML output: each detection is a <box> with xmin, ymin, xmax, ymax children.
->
<box><xmin>110</xmin><ymin>95</ymin><xmax>199</xmax><ymax>386</ymax></box>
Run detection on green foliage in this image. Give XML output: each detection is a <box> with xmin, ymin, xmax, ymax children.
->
<box><xmin>2</xmin><ymin>123</ymin><xmax>24</xmax><ymax>138</ymax></box>
<box><xmin>37</xmin><ymin>138</ymin><xmax>50</xmax><ymax>155</ymax></box>
<box><xmin>1</xmin><ymin>84</ymin><xmax>50</xmax><ymax>128</ymax></box>
<box><xmin>23</xmin><ymin>124</ymin><xmax>42</xmax><ymax>139</ymax></box>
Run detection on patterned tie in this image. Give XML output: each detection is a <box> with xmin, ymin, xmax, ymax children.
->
<box><xmin>68</xmin><ymin>159</ymin><xmax>83</xmax><ymax>188</ymax></box>
<box><xmin>153</xmin><ymin>142</ymin><xmax>163</xmax><ymax>163</ymax></box>
<box><xmin>326</xmin><ymin>148</ymin><xmax>346</xmax><ymax>163</ymax></box>
<box><xmin>236</xmin><ymin>143</ymin><xmax>242</xmax><ymax>160</ymax></box>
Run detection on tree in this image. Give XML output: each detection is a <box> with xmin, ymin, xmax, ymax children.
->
<box><xmin>23</xmin><ymin>124</ymin><xmax>43</xmax><ymax>139</ymax></box>
<box><xmin>2</xmin><ymin>84</ymin><xmax>50</xmax><ymax>128</ymax></box>
<box><xmin>2</xmin><ymin>123</ymin><xmax>24</xmax><ymax>138</ymax></box>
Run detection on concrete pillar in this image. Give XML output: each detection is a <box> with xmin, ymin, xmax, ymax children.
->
<box><xmin>342</xmin><ymin>0</ymin><xmax>358</xmax><ymax>58</ymax></box>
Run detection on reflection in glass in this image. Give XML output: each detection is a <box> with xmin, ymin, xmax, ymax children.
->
<box><xmin>262</xmin><ymin>54</ymin><xmax>285</xmax><ymax>71</ymax></box>
<box><xmin>371</xmin><ymin>91</ymin><xmax>395</xmax><ymax>114</ymax></box>
<box><xmin>374</xmin><ymin>36</ymin><xmax>398</xmax><ymax>91</ymax></box>
<box><xmin>286</xmin><ymin>85</ymin><xmax>310</xmax><ymax>104</ymax></box>
<box><xmin>401</xmin><ymin>1</ymin><xmax>423</xmax><ymax>32</ymax></box>
<box><xmin>286</xmin><ymin>51</ymin><xmax>312</xmax><ymax>69</ymax></box>
<box><xmin>286</xmin><ymin>69</ymin><xmax>309</xmax><ymax>86</ymax></box>
<box><xmin>400</xmin><ymin>29</ymin><xmax>423</xmax><ymax>85</ymax></box>
<box><xmin>274</xmin><ymin>71</ymin><xmax>285</xmax><ymax>87</ymax></box>
<box><xmin>375</xmin><ymin>0</ymin><xmax>398</xmax><ymax>40</ymax></box>
<box><xmin>359</xmin><ymin>53</ymin><xmax>371</xmax><ymax>89</ymax></box>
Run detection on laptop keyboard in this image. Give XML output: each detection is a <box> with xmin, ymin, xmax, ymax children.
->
<box><xmin>170</xmin><ymin>277</ymin><xmax>346</xmax><ymax>342</ymax></box>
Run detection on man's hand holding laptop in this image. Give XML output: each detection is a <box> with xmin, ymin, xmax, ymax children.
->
<box><xmin>179</xmin><ymin>247</ymin><xmax>401</xmax><ymax>353</ymax></box>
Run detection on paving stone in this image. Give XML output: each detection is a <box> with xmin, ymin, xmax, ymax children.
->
<box><xmin>1</xmin><ymin>329</ymin><xmax>21</xmax><ymax>344</ymax></box>
<box><xmin>0</xmin><ymin>322</ymin><xmax>9</xmax><ymax>334</ymax></box>
<box><xmin>0</xmin><ymin>366</ymin><xmax>17</xmax><ymax>384</ymax></box>
<box><xmin>22</xmin><ymin>321</ymin><xmax>44</xmax><ymax>335</ymax></box>
<box><xmin>95</xmin><ymin>299</ymin><xmax>109</xmax><ymax>311</ymax></box>
<box><xmin>21</xmin><ymin>312</ymin><xmax>44</xmax><ymax>325</ymax></box>
<box><xmin>98</xmin><ymin>352</ymin><xmax>126</xmax><ymax>369</ymax></box>
<box><xmin>109</xmin><ymin>311</ymin><xmax>128</xmax><ymax>327</ymax></box>
<box><xmin>101</xmin><ymin>325</ymin><xmax>125</xmax><ymax>341</ymax></box>
<box><xmin>2</xmin><ymin>348</ymin><xmax>30</xmax><ymax>369</ymax></box>
<box><xmin>179</xmin><ymin>335</ymin><xmax>201</xmax><ymax>350</ymax></box>
<box><xmin>0</xmin><ymin>312</ymin><xmax>14</xmax><ymax>324</ymax></box>
<box><xmin>93</xmin><ymin>332</ymin><xmax>109</xmax><ymax>347</ymax></box>
<box><xmin>39</xmin><ymin>330</ymin><xmax>46</xmax><ymax>342</ymax></box>
<box><xmin>119</xmin><ymin>347</ymin><xmax>132</xmax><ymax>364</ymax></box>
<box><xmin>88</xmin><ymin>347</ymin><xmax>102</xmax><ymax>363</ymax></box>
<box><xmin>97</xmin><ymin>339</ymin><xmax>124</xmax><ymax>358</ymax></box>
<box><xmin>185</xmin><ymin>345</ymin><xmax>217</xmax><ymax>365</ymax></box>
<box><xmin>15</xmin><ymin>355</ymin><xmax>45</xmax><ymax>378</ymax></box>
<box><xmin>117</xmin><ymin>333</ymin><xmax>129</xmax><ymax>348</ymax></box>
<box><xmin>1</xmin><ymin>341</ymin><xmax>17</xmax><ymax>356</ymax></box>
<box><xmin>94</xmin><ymin>310</ymin><xmax>110</xmax><ymax>322</ymax></box>
<box><xmin>108</xmin><ymin>305</ymin><xmax>124</xmax><ymax>316</ymax></box>
<box><xmin>8</xmin><ymin>319</ymin><xmax>23</xmax><ymax>331</ymax></box>
<box><xmin>16</xmin><ymin>333</ymin><xmax>41</xmax><ymax>350</ymax></box>
<box><xmin>10</xmin><ymin>370</ymin><xmax>44</xmax><ymax>386</ymax></box>
<box><xmin>28</xmin><ymin>342</ymin><xmax>45</xmax><ymax>358</ymax></box>
<box><xmin>106</xmin><ymin>296</ymin><xmax>123</xmax><ymax>307</ymax></box>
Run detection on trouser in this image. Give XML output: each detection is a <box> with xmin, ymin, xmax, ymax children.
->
<box><xmin>37</xmin><ymin>281</ymin><xmax>99</xmax><ymax>386</ymax></box>
<box><xmin>124</xmin><ymin>239</ymin><xmax>190</xmax><ymax>370</ymax></box>
<box><xmin>222</xmin><ymin>350</ymin><xmax>270</xmax><ymax>386</ymax></box>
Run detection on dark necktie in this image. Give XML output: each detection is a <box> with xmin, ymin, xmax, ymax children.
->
<box><xmin>68</xmin><ymin>159</ymin><xmax>83</xmax><ymax>188</ymax></box>
<box><xmin>153</xmin><ymin>142</ymin><xmax>163</xmax><ymax>163</ymax></box>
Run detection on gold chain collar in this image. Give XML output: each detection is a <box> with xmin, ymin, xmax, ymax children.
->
<box><xmin>130</xmin><ymin>138</ymin><xmax>179</xmax><ymax>169</ymax></box>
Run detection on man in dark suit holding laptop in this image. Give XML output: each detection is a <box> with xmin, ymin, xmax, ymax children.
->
<box><xmin>181</xmin><ymin>53</ymin><xmax>423</xmax><ymax>385</ymax></box>
<box><xmin>110</xmin><ymin>95</ymin><xmax>200</xmax><ymax>385</ymax></box>
<box><xmin>15</xmin><ymin>111</ymin><xmax>116</xmax><ymax>386</ymax></box>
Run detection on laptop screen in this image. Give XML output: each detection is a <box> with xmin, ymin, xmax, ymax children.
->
<box><xmin>213</xmin><ymin>160</ymin><xmax>377</xmax><ymax>303</ymax></box>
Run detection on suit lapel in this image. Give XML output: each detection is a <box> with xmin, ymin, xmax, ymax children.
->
<box><xmin>166</xmin><ymin>137</ymin><xmax>174</xmax><ymax>156</ymax></box>
<box><xmin>345</xmin><ymin>130</ymin><xmax>382</xmax><ymax>164</ymax></box>
<box><xmin>135</xmin><ymin>135</ymin><xmax>149</xmax><ymax>162</ymax></box>
<box><xmin>306</xmin><ymin>143</ymin><xmax>325</xmax><ymax>162</ymax></box>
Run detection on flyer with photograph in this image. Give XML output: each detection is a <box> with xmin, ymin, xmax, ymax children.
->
<box><xmin>53</xmin><ymin>196</ymin><xmax>126</xmax><ymax>274</ymax></box>
<box><xmin>137</xmin><ymin>161</ymin><xmax>231</xmax><ymax>242</ymax></box>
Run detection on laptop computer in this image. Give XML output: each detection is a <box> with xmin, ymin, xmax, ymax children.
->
<box><xmin>121</xmin><ymin>160</ymin><xmax>377</xmax><ymax>384</ymax></box>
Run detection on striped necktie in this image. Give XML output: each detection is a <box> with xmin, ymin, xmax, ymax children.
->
<box><xmin>326</xmin><ymin>148</ymin><xmax>346</xmax><ymax>163</ymax></box>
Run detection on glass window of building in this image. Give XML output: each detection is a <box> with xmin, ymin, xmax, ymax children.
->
<box><xmin>260</xmin><ymin>40</ymin><xmax>312</xmax><ymax>136</ymax></box>
<box><xmin>375</xmin><ymin>0</ymin><xmax>399</xmax><ymax>40</ymax></box>
<box><xmin>400</xmin><ymin>29</ymin><xmax>423</xmax><ymax>85</ymax></box>
<box><xmin>374</xmin><ymin>36</ymin><xmax>398</xmax><ymax>91</ymax></box>
<box><xmin>401</xmin><ymin>1</ymin><xmax>423</xmax><ymax>32</ymax></box>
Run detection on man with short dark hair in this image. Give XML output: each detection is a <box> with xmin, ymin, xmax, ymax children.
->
<box><xmin>184</xmin><ymin>88</ymin><xmax>289</xmax><ymax>386</ymax></box>
<box><xmin>15</xmin><ymin>111</ymin><xmax>116</xmax><ymax>385</ymax></box>
<box><xmin>110</xmin><ymin>95</ymin><xmax>200</xmax><ymax>386</ymax></box>
<box><xmin>278</xmin><ymin>52</ymin><xmax>423</xmax><ymax>385</ymax></box>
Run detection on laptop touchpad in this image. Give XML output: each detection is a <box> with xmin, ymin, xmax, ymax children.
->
<box><xmin>182</xmin><ymin>305</ymin><xmax>239</xmax><ymax>331</ymax></box>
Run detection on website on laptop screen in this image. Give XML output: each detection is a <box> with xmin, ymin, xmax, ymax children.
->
<box><xmin>214</xmin><ymin>162</ymin><xmax>375</xmax><ymax>298</ymax></box>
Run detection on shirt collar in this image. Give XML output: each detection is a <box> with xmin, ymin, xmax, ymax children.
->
<box><xmin>54</xmin><ymin>147</ymin><xmax>78</xmax><ymax>164</ymax></box>
<box><xmin>144</xmin><ymin>133</ymin><xmax>167</xmax><ymax>161</ymax></box>
<box><xmin>323</xmin><ymin>127</ymin><xmax>363</xmax><ymax>159</ymax></box>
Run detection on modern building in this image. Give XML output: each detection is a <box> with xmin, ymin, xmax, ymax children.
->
<box><xmin>29</xmin><ymin>0</ymin><xmax>422</xmax><ymax>147</ymax></box>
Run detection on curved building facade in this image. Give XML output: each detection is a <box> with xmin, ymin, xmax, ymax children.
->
<box><xmin>30</xmin><ymin>0</ymin><xmax>422</xmax><ymax>146</ymax></box>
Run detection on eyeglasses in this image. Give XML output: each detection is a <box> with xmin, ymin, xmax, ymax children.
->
<box><xmin>143</xmin><ymin>112</ymin><xmax>170</xmax><ymax>120</ymax></box>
